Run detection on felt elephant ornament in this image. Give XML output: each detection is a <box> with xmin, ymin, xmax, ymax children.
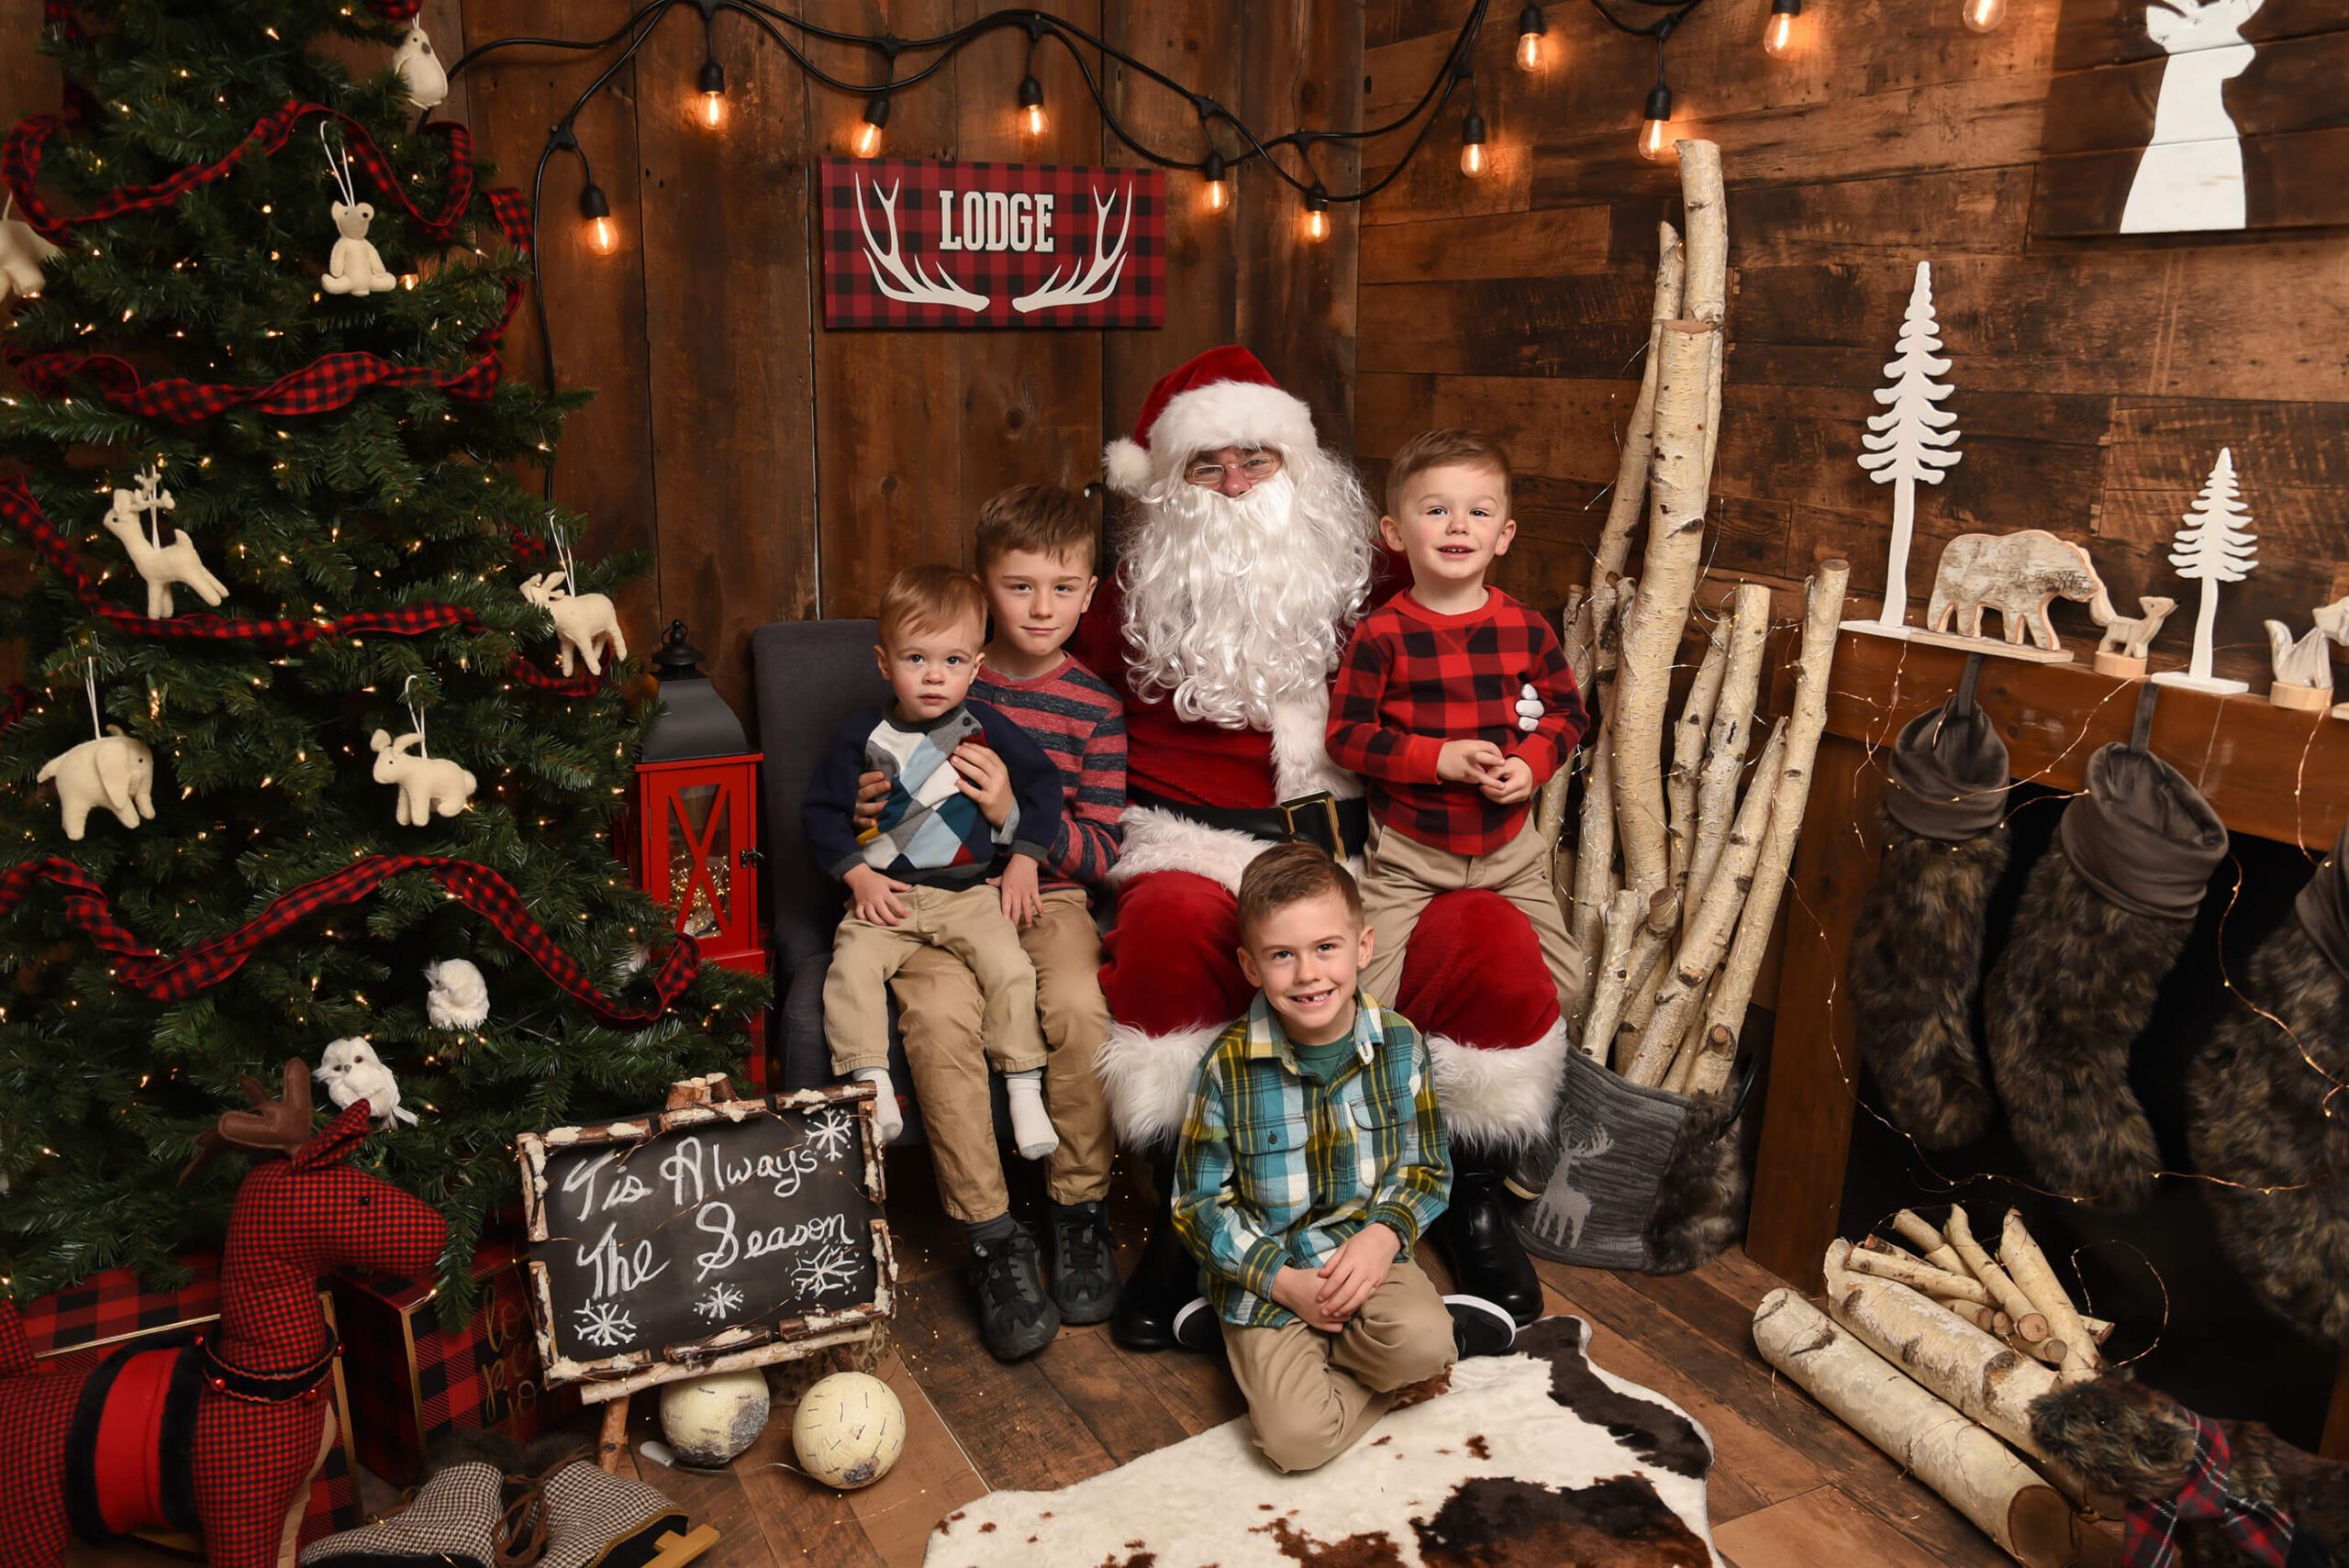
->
<box><xmin>0</xmin><ymin>210</ymin><xmax>62</xmax><ymax>305</ymax></box>
<box><xmin>370</xmin><ymin>728</ymin><xmax>476</xmax><ymax>825</ymax></box>
<box><xmin>37</xmin><ymin>726</ymin><xmax>157</xmax><ymax>840</ymax></box>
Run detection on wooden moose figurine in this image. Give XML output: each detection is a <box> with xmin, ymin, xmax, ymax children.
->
<box><xmin>0</xmin><ymin>1061</ymin><xmax>445</xmax><ymax>1568</ymax></box>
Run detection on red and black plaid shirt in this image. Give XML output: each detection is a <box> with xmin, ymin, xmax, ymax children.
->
<box><xmin>1327</xmin><ymin>588</ymin><xmax>1587</xmax><ymax>856</ymax></box>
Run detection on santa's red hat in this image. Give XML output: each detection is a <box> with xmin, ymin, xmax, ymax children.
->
<box><xmin>1103</xmin><ymin>344</ymin><xmax>1319</xmax><ymax>496</ymax></box>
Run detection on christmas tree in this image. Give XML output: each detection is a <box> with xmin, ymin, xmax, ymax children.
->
<box><xmin>1857</xmin><ymin>259</ymin><xmax>1963</xmax><ymax>630</ymax></box>
<box><xmin>2160</xmin><ymin>445</ymin><xmax>2259</xmax><ymax>692</ymax></box>
<box><xmin>0</xmin><ymin>0</ymin><xmax>763</xmax><ymax>1300</ymax></box>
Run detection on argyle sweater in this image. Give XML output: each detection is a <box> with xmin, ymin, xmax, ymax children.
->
<box><xmin>1326</xmin><ymin>587</ymin><xmax>1588</xmax><ymax>855</ymax></box>
<box><xmin>802</xmin><ymin>699</ymin><xmax>1061</xmax><ymax>888</ymax></box>
<box><xmin>971</xmin><ymin>656</ymin><xmax>1126</xmax><ymax>892</ymax></box>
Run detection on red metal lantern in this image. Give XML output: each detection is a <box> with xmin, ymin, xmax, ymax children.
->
<box><xmin>630</xmin><ymin>622</ymin><xmax>766</xmax><ymax>979</ymax></box>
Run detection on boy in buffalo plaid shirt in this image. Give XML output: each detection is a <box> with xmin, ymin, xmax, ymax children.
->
<box><xmin>1326</xmin><ymin>429</ymin><xmax>1589</xmax><ymax>1027</ymax></box>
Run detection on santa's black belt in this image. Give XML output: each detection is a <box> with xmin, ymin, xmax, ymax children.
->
<box><xmin>1129</xmin><ymin>787</ymin><xmax>1368</xmax><ymax>860</ymax></box>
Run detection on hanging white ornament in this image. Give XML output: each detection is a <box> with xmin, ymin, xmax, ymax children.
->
<box><xmin>0</xmin><ymin>195</ymin><xmax>63</xmax><ymax>306</ymax></box>
<box><xmin>102</xmin><ymin>468</ymin><xmax>227</xmax><ymax>618</ymax></box>
<box><xmin>392</xmin><ymin>22</ymin><xmax>450</xmax><ymax>110</ymax></box>
<box><xmin>521</xmin><ymin>523</ymin><xmax>628</xmax><ymax>676</ymax></box>
<box><xmin>36</xmin><ymin>661</ymin><xmax>157</xmax><ymax>841</ymax></box>
<box><xmin>373</xmin><ymin>679</ymin><xmax>477</xmax><ymax>825</ymax></box>
<box><xmin>423</xmin><ymin>957</ymin><xmax>491</xmax><ymax>1029</ymax></box>
<box><xmin>2153</xmin><ymin>446</ymin><xmax>2259</xmax><ymax>696</ymax></box>
<box><xmin>314</xmin><ymin>1038</ymin><xmax>419</xmax><ymax>1126</ymax></box>
<box><xmin>317</xmin><ymin>127</ymin><xmax>398</xmax><ymax>296</ymax></box>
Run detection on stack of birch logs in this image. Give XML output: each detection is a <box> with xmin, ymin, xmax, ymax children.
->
<box><xmin>1530</xmin><ymin>138</ymin><xmax>1850</xmax><ymax>1094</ymax></box>
<box><xmin>1753</xmin><ymin>1207</ymin><xmax>2123</xmax><ymax>1568</ymax></box>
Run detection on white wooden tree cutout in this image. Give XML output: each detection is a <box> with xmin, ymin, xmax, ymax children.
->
<box><xmin>2153</xmin><ymin>446</ymin><xmax>2258</xmax><ymax>695</ymax></box>
<box><xmin>2121</xmin><ymin>0</ymin><xmax>2266</xmax><ymax>234</ymax></box>
<box><xmin>1850</xmin><ymin>260</ymin><xmax>1962</xmax><ymax>635</ymax></box>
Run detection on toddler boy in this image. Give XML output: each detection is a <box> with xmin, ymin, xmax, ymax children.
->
<box><xmin>802</xmin><ymin>564</ymin><xmax>1065</xmax><ymax>1162</ymax></box>
<box><xmin>1170</xmin><ymin>843</ymin><xmax>1516</xmax><ymax>1473</ymax></box>
<box><xmin>1325</xmin><ymin>428</ymin><xmax>1589</xmax><ymax>1026</ymax></box>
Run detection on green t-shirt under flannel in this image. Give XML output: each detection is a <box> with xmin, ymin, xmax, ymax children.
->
<box><xmin>1171</xmin><ymin>992</ymin><xmax>1453</xmax><ymax>1329</ymax></box>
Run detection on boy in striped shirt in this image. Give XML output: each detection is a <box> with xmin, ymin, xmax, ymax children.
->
<box><xmin>860</xmin><ymin>485</ymin><xmax>1128</xmax><ymax>1361</ymax></box>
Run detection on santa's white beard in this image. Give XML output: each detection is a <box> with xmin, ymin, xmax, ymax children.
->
<box><xmin>1117</xmin><ymin>456</ymin><xmax>1377</xmax><ymax>729</ymax></box>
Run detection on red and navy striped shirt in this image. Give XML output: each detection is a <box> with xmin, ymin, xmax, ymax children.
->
<box><xmin>972</xmin><ymin>656</ymin><xmax>1127</xmax><ymax>890</ymax></box>
<box><xmin>1326</xmin><ymin>588</ymin><xmax>1587</xmax><ymax>856</ymax></box>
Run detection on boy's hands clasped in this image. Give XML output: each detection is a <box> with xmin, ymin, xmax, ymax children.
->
<box><xmin>1434</xmin><ymin>739</ymin><xmax>1534</xmax><ymax>806</ymax></box>
<box><xmin>1267</xmin><ymin>1220</ymin><xmax>1399</xmax><ymax>1332</ymax></box>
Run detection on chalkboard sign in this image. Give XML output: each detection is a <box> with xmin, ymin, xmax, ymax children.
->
<box><xmin>517</xmin><ymin>1077</ymin><xmax>894</xmax><ymax>1396</ymax></box>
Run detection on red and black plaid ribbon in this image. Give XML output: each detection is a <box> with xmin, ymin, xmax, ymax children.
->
<box><xmin>0</xmin><ymin>855</ymin><xmax>700</xmax><ymax>1029</ymax></box>
<box><xmin>0</xmin><ymin>478</ymin><xmax>603</xmax><ymax>696</ymax></box>
<box><xmin>2123</xmin><ymin>1415</ymin><xmax>2293</xmax><ymax>1567</ymax></box>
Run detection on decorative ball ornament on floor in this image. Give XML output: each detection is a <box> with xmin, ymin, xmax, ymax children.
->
<box><xmin>791</xmin><ymin>1372</ymin><xmax>905</xmax><ymax>1489</ymax></box>
<box><xmin>658</xmin><ymin>1368</ymin><xmax>771</xmax><ymax>1467</ymax></box>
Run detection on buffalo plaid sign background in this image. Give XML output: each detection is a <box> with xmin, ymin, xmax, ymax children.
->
<box><xmin>819</xmin><ymin>156</ymin><xmax>1164</xmax><ymax>328</ymax></box>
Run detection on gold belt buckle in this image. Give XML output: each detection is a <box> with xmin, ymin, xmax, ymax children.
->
<box><xmin>1277</xmin><ymin>791</ymin><xmax>1344</xmax><ymax>854</ymax></box>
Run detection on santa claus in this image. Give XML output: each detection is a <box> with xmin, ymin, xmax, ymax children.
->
<box><xmin>1074</xmin><ymin>346</ymin><xmax>1571</xmax><ymax>1349</ymax></box>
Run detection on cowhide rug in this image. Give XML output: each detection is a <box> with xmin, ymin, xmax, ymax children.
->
<box><xmin>923</xmin><ymin>1315</ymin><xmax>1719</xmax><ymax>1568</ymax></box>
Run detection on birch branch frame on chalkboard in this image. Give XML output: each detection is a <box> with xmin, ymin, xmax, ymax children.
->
<box><xmin>515</xmin><ymin>1080</ymin><xmax>896</xmax><ymax>1403</ymax></box>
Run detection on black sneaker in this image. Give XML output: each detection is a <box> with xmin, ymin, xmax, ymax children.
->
<box><xmin>967</xmin><ymin>1227</ymin><xmax>1062</xmax><ymax>1362</ymax></box>
<box><xmin>1047</xmin><ymin>1200</ymin><xmax>1123</xmax><ymax>1325</ymax></box>
<box><xmin>1444</xmin><ymin>1293</ymin><xmax>1518</xmax><ymax>1359</ymax></box>
<box><xmin>1170</xmin><ymin>1296</ymin><xmax>1221</xmax><ymax>1353</ymax></box>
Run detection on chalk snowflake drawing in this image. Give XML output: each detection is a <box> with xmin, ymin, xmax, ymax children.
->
<box><xmin>792</xmin><ymin>1242</ymin><xmax>861</xmax><ymax>1298</ymax></box>
<box><xmin>2121</xmin><ymin>0</ymin><xmax>2266</xmax><ymax>234</ymax></box>
<box><xmin>805</xmin><ymin>1109</ymin><xmax>855</xmax><ymax>1162</ymax></box>
<box><xmin>694</xmin><ymin>1282</ymin><xmax>745</xmax><ymax>1321</ymax></box>
<box><xmin>573</xmin><ymin>1299</ymin><xmax>638</xmax><ymax>1350</ymax></box>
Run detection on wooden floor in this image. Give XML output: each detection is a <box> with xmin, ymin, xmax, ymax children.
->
<box><xmin>74</xmin><ymin>1149</ymin><xmax>2009</xmax><ymax>1568</ymax></box>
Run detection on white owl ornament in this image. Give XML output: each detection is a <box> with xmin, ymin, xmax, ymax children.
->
<box><xmin>314</xmin><ymin>1038</ymin><xmax>418</xmax><ymax>1126</ymax></box>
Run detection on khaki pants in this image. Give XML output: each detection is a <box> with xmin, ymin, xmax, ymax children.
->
<box><xmin>1223</xmin><ymin>1256</ymin><xmax>1457</xmax><ymax>1473</ymax></box>
<box><xmin>824</xmin><ymin>883</ymin><xmax>1045</xmax><ymax>1077</ymax></box>
<box><xmin>1357</xmin><ymin>814</ymin><xmax>1586</xmax><ymax>1026</ymax></box>
<box><xmin>887</xmin><ymin>888</ymin><xmax>1117</xmax><ymax>1222</ymax></box>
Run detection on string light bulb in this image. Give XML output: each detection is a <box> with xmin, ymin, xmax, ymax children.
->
<box><xmin>1303</xmin><ymin>183</ymin><xmax>1330</xmax><ymax>242</ymax></box>
<box><xmin>852</xmin><ymin>95</ymin><xmax>889</xmax><ymax>157</ymax></box>
<box><xmin>1017</xmin><ymin>74</ymin><xmax>1045</xmax><ymax>137</ymax></box>
<box><xmin>1515</xmin><ymin>4</ymin><xmax>1548</xmax><ymax>70</ymax></box>
<box><xmin>1962</xmin><ymin>0</ymin><xmax>2006</xmax><ymax>29</ymax></box>
<box><xmin>1459</xmin><ymin>107</ymin><xmax>1488</xmax><ymax>176</ymax></box>
<box><xmin>1764</xmin><ymin>0</ymin><xmax>1802</xmax><ymax>57</ymax></box>
<box><xmin>1638</xmin><ymin>80</ymin><xmax>1675</xmax><ymax>161</ymax></box>
<box><xmin>1202</xmin><ymin>150</ymin><xmax>1229</xmax><ymax>212</ymax></box>
<box><xmin>579</xmin><ymin>182</ymin><xmax>618</xmax><ymax>254</ymax></box>
<box><xmin>696</xmin><ymin>60</ymin><xmax>726</xmax><ymax>128</ymax></box>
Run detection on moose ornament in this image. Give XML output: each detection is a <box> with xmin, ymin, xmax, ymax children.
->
<box><xmin>0</xmin><ymin>1061</ymin><xmax>446</xmax><ymax>1568</ymax></box>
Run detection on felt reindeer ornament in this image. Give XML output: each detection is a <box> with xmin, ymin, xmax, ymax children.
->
<box><xmin>102</xmin><ymin>469</ymin><xmax>227</xmax><ymax>618</ymax></box>
<box><xmin>0</xmin><ymin>194</ymin><xmax>63</xmax><ymax>304</ymax></box>
<box><xmin>317</xmin><ymin>128</ymin><xmax>396</xmax><ymax>296</ymax></box>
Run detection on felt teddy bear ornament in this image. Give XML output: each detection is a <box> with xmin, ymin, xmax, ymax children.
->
<box><xmin>37</xmin><ymin>663</ymin><xmax>158</xmax><ymax>841</ymax></box>
<box><xmin>520</xmin><ymin>571</ymin><xmax>628</xmax><ymax>677</ymax></box>
<box><xmin>391</xmin><ymin>22</ymin><xmax>449</xmax><ymax>109</ymax></box>
<box><xmin>317</xmin><ymin>127</ymin><xmax>398</xmax><ymax>296</ymax></box>
<box><xmin>372</xmin><ymin>683</ymin><xmax>476</xmax><ymax>826</ymax></box>
<box><xmin>313</xmin><ymin>1037</ymin><xmax>418</xmax><ymax>1126</ymax></box>
<box><xmin>102</xmin><ymin>468</ymin><xmax>227</xmax><ymax>618</ymax></box>
<box><xmin>0</xmin><ymin>194</ymin><xmax>62</xmax><ymax>306</ymax></box>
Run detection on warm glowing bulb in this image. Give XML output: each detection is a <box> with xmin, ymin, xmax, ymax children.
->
<box><xmin>588</xmin><ymin>215</ymin><xmax>618</xmax><ymax>254</ymax></box>
<box><xmin>1963</xmin><ymin>0</ymin><xmax>2006</xmax><ymax>29</ymax></box>
<box><xmin>700</xmin><ymin>91</ymin><xmax>724</xmax><ymax>128</ymax></box>
<box><xmin>1205</xmin><ymin>177</ymin><xmax>1228</xmax><ymax>212</ymax></box>
<box><xmin>852</xmin><ymin>121</ymin><xmax>883</xmax><ymax>158</ymax></box>
<box><xmin>1461</xmin><ymin>141</ymin><xmax>1486</xmax><ymax>176</ymax></box>
<box><xmin>1517</xmin><ymin>31</ymin><xmax>1542</xmax><ymax>70</ymax></box>
<box><xmin>1304</xmin><ymin>206</ymin><xmax>1329</xmax><ymax>242</ymax></box>
<box><xmin>1023</xmin><ymin>103</ymin><xmax>1046</xmax><ymax>136</ymax></box>
<box><xmin>1764</xmin><ymin>11</ymin><xmax>1798</xmax><ymax>55</ymax></box>
<box><xmin>1639</xmin><ymin>117</ymin><xmax>1672</xmax><ymax>161</ymax></box>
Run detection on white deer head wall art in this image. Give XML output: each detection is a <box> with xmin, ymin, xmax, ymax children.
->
<box><xmin>2121</xmin><ymin>0</ymin><xmax>2267</xmax><ymax>234</ymax></box>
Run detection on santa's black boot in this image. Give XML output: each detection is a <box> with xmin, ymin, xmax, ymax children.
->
<box><xmin>1438</xmin><ymin>1148</ymin><xmax>1544</xmax><ymax>1328</ymax></box>
<box><xmin>1110</xmin><ymin>1151</ymin><xmax>1203</xmax><ymax>1351</ymax></box>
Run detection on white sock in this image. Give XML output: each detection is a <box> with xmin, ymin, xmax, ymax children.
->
<box><xmin>1005</xmin><ymin>1069</ymin><xmax>1058</xmax><ymax>1161</ymax></box>
<box><xmin>852</xmin><ymin>1067</ymin><xmax>904</xmax><ymax>1146</ymax></box>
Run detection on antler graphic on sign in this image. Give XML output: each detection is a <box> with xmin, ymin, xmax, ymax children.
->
<box><xmin>856</xmin><ymin>175</ymin><xmax>989</xmax><ymax>313</ymax></box>
<box><xmin>1012</xmin><ymin>181</ymin><xmax>1132</xmax><ymax>315</ymax></box>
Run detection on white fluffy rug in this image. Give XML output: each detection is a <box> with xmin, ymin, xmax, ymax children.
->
<box><xmin>923</xmin><ymin>1316</ymin><xmax>1720</xmax><ymax>1568</ymax></box>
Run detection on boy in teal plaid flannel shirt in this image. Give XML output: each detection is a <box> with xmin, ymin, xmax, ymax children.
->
<box><xmin>1169</xmin><ymin>843</ymin><xmax>1518</xmax><ymax>1473</ymax></box>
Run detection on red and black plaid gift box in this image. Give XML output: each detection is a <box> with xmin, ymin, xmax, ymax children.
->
<box><xmin>333</xmin><ymin>1242</ymin><xmax>577</xmax><ymax>1486</ymax></box>
<box><xmin>19</xmin><ymin>1252</ymin><xmax>362</xmax><ymax>1546</ymax></box>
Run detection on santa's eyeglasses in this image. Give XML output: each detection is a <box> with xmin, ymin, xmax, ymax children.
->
<box><xmin>1183</xmin><ymin>450</ymin><xmax>1284</xmax><ymax>489</ymax></box>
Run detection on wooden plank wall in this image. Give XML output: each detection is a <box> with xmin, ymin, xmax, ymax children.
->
<box><xmin>0</xmin><ymin>1</ymin><xmax>1365</xmax><ymax>712</ymax></box>
<box><xmin>1355</xmin><ymin>0</ymin><xmax>2349</xmax><ymax>690</ymax></box>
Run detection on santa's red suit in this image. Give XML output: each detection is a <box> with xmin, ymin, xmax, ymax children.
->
<box><xmin>1074</xmin><ymin>347</ymin><xmax>1569</xmax><ymax>1340</ymax></box>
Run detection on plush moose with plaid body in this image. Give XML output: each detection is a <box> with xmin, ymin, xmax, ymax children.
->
<box><xmin>0</xmin><ymin>1061</ymin><xmax>446</xmax><ymax>1568</ymax></box>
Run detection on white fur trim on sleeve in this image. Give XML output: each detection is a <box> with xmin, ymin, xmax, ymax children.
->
<box><xmin>1103</xmin><ymin>436</ymin><xmax>1153</xmax><ymax>496</ymax></box>
<box><xmin>1108</xmin><ymin>803</ymin><xmax>1273</xmax><ymax>895</ymax></box>
<box><xmin>1423</xmin><ymin>1017</ymin><xmax>1570</xmax><ymax>1149</ymax></box>
<box><xmin>1096</xmin><ymin>1018</ymin><xmax>1225</xmax><ymax>1148</ymax></box>
<box><xmin>1266</xmin><ymin>687</ymin><xmax>1362</xmax><ymax>804</ymax></box>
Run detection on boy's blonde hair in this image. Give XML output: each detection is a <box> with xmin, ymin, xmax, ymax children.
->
<box><xmin>975</xmin><ymin>484</ymin><xmax>1097</xmax><ymax>575</ymax></box>
<box><xmin>1237</xmin><ymin>842</ymin><xmax>1364</xmax><ymax>943</ymax></box>
<box><xmin>1385</xmin><ymin>428</ymin><xmax>1514</xmax><ymax>517</ymax></box>
<box><xmin>877</xmin><ymin>564</ymin><xmax>986</xmax><ymax>646</ymax></box>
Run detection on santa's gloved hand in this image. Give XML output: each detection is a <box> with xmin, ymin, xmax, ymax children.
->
<box><xmin>1515</xmin><ymin>684</ymin><xmax>1542</xmax><ymax>733</ymax></box>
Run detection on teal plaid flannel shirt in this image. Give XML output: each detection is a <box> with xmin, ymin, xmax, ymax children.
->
<box><xmin>1171</xmin><ymin>991</ymin><xmax>1452</xmax><ymax>1329</ymax></box>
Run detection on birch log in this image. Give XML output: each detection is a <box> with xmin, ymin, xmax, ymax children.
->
<box><xmin>1566</xmin><ymin>582</ymin><xmax>1627</xmax><ymax>988</ymax></box>
<box><xmin>1753</xmin><ymin>1290</ymin><xmax>2087</xmax><ymax>1568</ymax></box>
<box><xmin>1946</xmin><ymin>1206</ymin><xmax>2049</xmax><ymax>1343</ymax></box>
<box><xmin>1684</xmin><ymin>583</ymin><xmax>1773</xmax><ymax>940</ymax></box>
<box><xmin>1679</xmin><ymin>141</ymin><xmax>1729</xmax><ymax>487</ymax></box>
<box><xmin>1621</xmin><ymin>719</ymin><xmax>1787</xmax><ymax>1085</ymax></box>
<box><xmin>1666</xmin><ymin>619</ymin><xmax>1730</xmax><ymax>906</ymax></box>
<box><xmin>2001</xmin><ymin>1210</ymin><xmax>2099</xmax><ymax>1382</ymax></box>
<box><xmin>1610</xmin><ymin>320</ymin><xmax>1720</xmax><ymax>904</ymax></box>
<box><xmin>1578</xmin><ymin>889</ymin><xmax>1646</xmax><ymax>1062</ymax></box>
<box><xmin>1686</xmin><ymin>561</ymin><xmax>1852</xmax><ymax>1095</ymax></box>
<box><xmin>1841</xmin><ymin>1246</ymin><xmax>1994</xmax><ymax>1306</ymax></box>
<box><xmin>1891</xmin><ymin>1209</ymin><xmax>1969</xmax><ymax>1277</ymax></box>
<box><xmin>1535</xmin><ymin>592</ymin><xmax>1597</xmax><ymax>844</ymax></box>
<box><xmin>1590</xmin><ymin>225</ymin><xmax>1687</xmax><ymax>588</ymax></box>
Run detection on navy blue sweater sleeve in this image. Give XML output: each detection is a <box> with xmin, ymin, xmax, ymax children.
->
<box><xmin>800</xmin><ymin>710</ymin><xmax>879</xmax><ymax>880</ymax></box>
<box><xmin>972</xmin><ymin>701</ymin><xmax>1064</xmax><ymax>864</ymax></box>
